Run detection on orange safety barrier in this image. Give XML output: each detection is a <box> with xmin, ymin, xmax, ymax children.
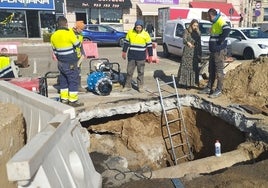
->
<box><xmin>146</xmin><ymin>42</ymin><xmax>159</xmax><ymax>63</ymax></box>
<box><xmin>83</xmin><ymin>41</ymin><xmax>99</xmax><ymax>58</ymax></box>
<box><xmin>0</xmin><ymin>43</ymin><xmax>19</xmax><ymax>54</ymax></box>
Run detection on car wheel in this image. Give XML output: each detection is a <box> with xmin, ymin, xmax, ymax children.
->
<box><xmin>163</xmin><ymin>44</ymin><xmax>170</xmax><ymax>58</ymax></box>
<box><xmin>243</xmin><ymin>48</ymin><xmax>254</xmax><ymax>60</ymax></box>
<box><xmin>83</xmin><ymin>38</ymin><xmax>91</xmax><ymax>42</ymax></box>
<box><xmin>118</xmin><ymin>38</ymin><xmax>125</xmax><ymax>47</ymax></box>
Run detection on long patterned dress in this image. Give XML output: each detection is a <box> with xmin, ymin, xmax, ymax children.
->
<box><xmin>177</xmin><ymin>28</ymin><xmax>201</xmax><ymax>88</ymax></box>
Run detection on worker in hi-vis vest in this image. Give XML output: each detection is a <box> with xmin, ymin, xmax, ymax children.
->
<box><xmin>0</xmin><ymin>47</ymin><xmax>15</xmax><ymax>78</ymax></box>
<box><xmin>50</xmin><ymin>16</ymin><xmax>83</xmax><ymax>107</ymax></box>
<box><xmin>71</xmin><ymin>20</ymin><xmax>87</xmax><ymax>92</ymax></box>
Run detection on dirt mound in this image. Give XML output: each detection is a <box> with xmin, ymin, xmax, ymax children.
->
<box><xmin>223</xmin><ymin>58</ymin><xmax>268</xmax><ymax>110</ymax></box>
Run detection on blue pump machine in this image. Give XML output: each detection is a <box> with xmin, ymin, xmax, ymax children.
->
<box><xmin>87</xmin><ymin>58</ymin><xmax>123</xmax><ymax>96</ymax></box>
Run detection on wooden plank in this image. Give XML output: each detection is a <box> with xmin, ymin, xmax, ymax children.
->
<box><xmin>239</xmin><ymin>104</ymin><xmax>263</xmax><ymax>115</ymax></box>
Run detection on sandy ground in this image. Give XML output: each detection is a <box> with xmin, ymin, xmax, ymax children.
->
<box><xmin>88</xmin><ymin>57</ymin><xmax>268</xmax><ymax>188</ymax></box>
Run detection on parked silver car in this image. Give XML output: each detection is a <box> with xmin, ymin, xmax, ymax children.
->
<box><xmin>227</xmin><ymin>28</ymin><xmax>268</xmax><ymax>59</ymax></box>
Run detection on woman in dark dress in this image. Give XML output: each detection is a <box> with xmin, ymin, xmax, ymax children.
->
<box><xmin>177</xmin><ymin>19</ymin><xmax>201</xmax><ymax>90</ymax></box>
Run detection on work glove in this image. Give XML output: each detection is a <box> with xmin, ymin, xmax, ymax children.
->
<box><xmin>122</xmin><ymin>52</ymin><xmax>127</xmax><ymax>60</ymax></box>
<box><xmin>148</xmin><ymin>56</ymin><xmax>153</xmax><ymax>63</ymax></box>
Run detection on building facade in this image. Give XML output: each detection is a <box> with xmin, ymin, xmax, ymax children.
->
<box><xmin>0</xmin><ymin>0</ymin><xmax>266</xmax><ymax>38</ymax></box>
<box><xmin>0</xmin><ymin>0</ymin><xmax>64</xmax><ymax>38</ymax></box>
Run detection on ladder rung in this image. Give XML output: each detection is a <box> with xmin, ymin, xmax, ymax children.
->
<box><xmin>163</xmin><ymin>131</ymin><xmax>183</xmax><ymax>139</ymax></box>
<box><xmin>166</xmin><ymin>142</ymin><xmax>187</xmax><ymax>151</ymax></box>
<box><xmin>162</xmin><ymin>119</ymin><xmax>182</xmax><ymax>126</ymax></box>
<box><xmin>163</xmin><ymin>106</ymin><xmax>178</xmax><ymax>111</ymax></box>
<box><xmin>170</xmin><ymin>131</ymin><xmax>183</xmax><ymax>136</ymax></box>
<box><xmin>158</xmin><ymin>81</ymin><xmax>174</xmax><ymax>86</ymax></box>
<box><xmin>176</xmin><ymin>154</ymin><xmax>190</xmax><ymax>160</ymax></box>
<box><xmin>166</xmin><ymin>118</ymin><xmax>182</xmax><ymax>124</ymax></box>
<box><xmin>166</xmin><ymin>142</ymin><xmax>187</xmax><ymax>150</ymax></box>
<box><xmin>173</xmin><ymin>142</ymin><xmax>187</xmax><ymax>148</ymax></box>
<box><xmin>161</xmin><ymin>93</ymin><xmax>176</xmax><ymax>98</ymax></box>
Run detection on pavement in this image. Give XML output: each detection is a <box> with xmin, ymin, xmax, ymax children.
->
<box><xmin>12</xmin><ymin>40</ymin><xmax>181</xmax><ymax>101</ymax></box>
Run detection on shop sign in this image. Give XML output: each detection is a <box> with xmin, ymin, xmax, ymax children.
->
<box><xmin>67</xmin><ymin>0</ymin><xmax>132</xmax><ymax>9</ymax></box>
<box><xmin>139</xmin><ymin>0</ymin><xmax>179</xmax><ymax>4</ymax></box>
<box><xmin>0</xmin><ymin>0</ymin><xmax>55</xmax><ymax>10</ymax></box>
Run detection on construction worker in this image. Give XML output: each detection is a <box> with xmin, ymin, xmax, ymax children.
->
<box><xmin>50</xmin><ymin>16</ymin><xmax>83</xmax><ymax>107</ymax></box>
<box><xmin>121</xmin><ymin>20</ymin><xmax>153</xmax><ymax>93</ymax></box>
<box><xmin>0</xmin><ymin>47</ymin><xmax>15</xmax><ymax>78</ymax></box>
<box><xmin>198</xmin><ymin>8</ymin><xmax>230</xmax><ymax>98</ymax></box>
<box><xmin>72</xmin><ymin>20</ymin><xmax>87</xmax><ymax>92</ymax></box>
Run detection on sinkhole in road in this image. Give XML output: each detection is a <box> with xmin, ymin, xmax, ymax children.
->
<box><xmin>81</xmin><ymin>105</ymin><xmax>252</xmax><ymax>171</ymax></box>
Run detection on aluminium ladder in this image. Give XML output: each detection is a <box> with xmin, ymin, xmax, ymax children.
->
<box><xmin>156</xmin><ymin>74</ymin><xmax>194</xmax><ymax>165</ymax></box>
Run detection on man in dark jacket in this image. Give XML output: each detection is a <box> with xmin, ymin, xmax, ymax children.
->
<box><xmin>121</xmin><ymin>20</ymin><xmax>153</xmax><ymax>93</ymax></box>
<box><xmin>198</xmin><ymin>8</ymin><xmax>230</xmax><ymax>98</ymax></box>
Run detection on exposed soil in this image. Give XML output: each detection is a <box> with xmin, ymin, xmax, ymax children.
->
<box><xmin>1</xmin><ymin>56</ymin><xmax>268</xmax><ymax>187</ymax></box>
<box><xmin>223</xmin><ymin>57</ymin><xmax>268</xmax><ymax>112</ymax></box>
<box><xmin>87</xmin><ymin>59</ymin><xmax>268</xmax><ymax>188</ymax></box>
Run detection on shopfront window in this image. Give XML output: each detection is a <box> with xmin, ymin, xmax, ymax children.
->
<box><xmin>0</xmin><ymin>10</ymin><xmax>26</xmax><ymax>38</ymax></box>
<box><xmin>88</xmin><ymin>8</ymin><xmax>123</xmax><ymax>31</ymax></box>
<box><xmin>40</xmin><ymin>11</ymin><xmax>56</xmax><ymax>33</ymax></box>
<box><xmin>89</xmin><ymin>8</ymin><xmax>122</xmax><ymax>24</ymax></box>
<box><xmin>100</xmin><ymin>9</ymin><xmax>122</xmax><ymax>23</ymax></box>
<box><xmin>89</xmin><ymin>9</ymin><xmax>99</xmax><ymax>24</ymax></box>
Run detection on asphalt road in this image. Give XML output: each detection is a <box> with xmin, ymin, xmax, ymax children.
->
<box><xmin>17</xmin><ymin>43</ymin><xmax>181</xmax><ymax>79</ymax></box>
<box><xmin>15</xmin><ymin>42</ymin><xmax>243</xmax><ymax>100</ymax></box>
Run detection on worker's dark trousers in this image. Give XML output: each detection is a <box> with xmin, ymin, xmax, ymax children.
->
<box><xmin>207</xmin><ymin>49</ymin><xmax>225</xmax><ymax>91</ymax></box>
<box><xmin>58</xmin><ymin>61</ymin><xmax>79</xmax><ymax>92</ymax></box>
<box><xmin>125</xmin><ymin>59</ymin><xmax>145</xmax><ymax>88</ymax></box>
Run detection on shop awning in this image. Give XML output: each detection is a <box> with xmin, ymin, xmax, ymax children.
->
<box><xmin>137</xmin><ymin>4</ymin><xmax>170</xmax><ymax>16</ymax></box>
<box><xmin>190</xmin><ymin>2</ymin><xmax>240</xmax><ymax>21</ymax></box>
<box><xmin>67</xmin><ymin>0</ymin><xmax>132</xmax><ymax>9</ymax></box>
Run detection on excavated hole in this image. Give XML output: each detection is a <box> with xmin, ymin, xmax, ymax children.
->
<box><xmin>81</xmin><ymin>107</ymin><xmax>251</xmax><ymax>170</ymax></box>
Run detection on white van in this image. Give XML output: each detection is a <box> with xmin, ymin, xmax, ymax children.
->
<box><xmin>162</xmin><ymin>19</ymin><xmax>212</xmax><ymax>59</ymax></box>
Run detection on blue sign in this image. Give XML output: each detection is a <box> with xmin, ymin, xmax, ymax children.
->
<box><xmin>0</xmin><ymin>0</ymin><xmax>55</xmax><ymax>10</ymax></box>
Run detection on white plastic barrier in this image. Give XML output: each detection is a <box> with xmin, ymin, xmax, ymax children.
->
<box><xmin>0</xmin><ymin>80</ymin><xmax>75</xmax><ymax>142</ymax></box>
<box><xmin>0</xmin><ymin>80</ymin><xmax>102</xmax><ymax>188</ymax></box>
<box><xmin>6</xmin><ymin>114</ymin><xmax>102</xmax><ymax>188</ymax></box>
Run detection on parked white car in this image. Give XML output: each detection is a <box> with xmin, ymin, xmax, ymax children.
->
<box><xmin>162</xmin><ymin>19</ymin><xmax>212</xmax><ymax>59</ymax></box>
<box><xmin>227</xmin><ymin>28</ymin><xmax>268</xmax><ymax>59</ymax></box>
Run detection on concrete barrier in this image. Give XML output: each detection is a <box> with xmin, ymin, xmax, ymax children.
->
<box><xmin>6</xmin><ymin>114</ymin><xmax>102</xmax><ymax>188</ymax></box>
<box><xmin>0</xmin><ymin>81</ymin><xmax>75</xmax><ymax>141</ymax></box>
<box><xmin>0</xmin><ymin>80</ymin><xmax>102</xmax><ymax>188</ymax></box>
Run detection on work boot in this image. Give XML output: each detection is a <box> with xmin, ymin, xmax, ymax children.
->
<box><xmin>198</xmin><ymin>87</ymin><xmax>211</xmax><ymax>94</ymax></box>
<box><xmin>79</xmin><ymin>86</ymin><xmax>87</xmax><ymax>92</ymax></box>
<box><xmin>209</xmin><ymin>90</ymin><xmax>222</xmax><ymax>98</ymax></box>
<box><xmin>68</xmin><ymin>100</ymin><xmax>84</xmax><ymax>107</ymax></box>
<box><xmin>121</xmin><ymin>87</ymin><xmax>132</xmax><ymax>92</ymax></box>
<box><xmin>60</xmin><ymin>99</ymin><xmax>69</xmax><ymax>104</ymax></box>
<box><xmin>78</xmin><ymin>75</ymin><xmax>87</xmax><ymax>92</ymax></box>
